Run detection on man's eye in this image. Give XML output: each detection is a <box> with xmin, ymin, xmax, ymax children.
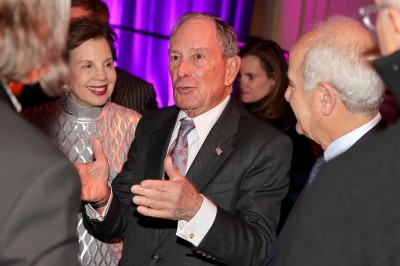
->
<box><xmin>194</xmin><ymin>54</ymin><xmax>204</xmax><ymax>60</ymax></box>
<box><xmin>190</xmin><ymin>53</ymin><xmax>204</xmax><ymax>62</ymax></box>
<box><xmin>171</xmin><ymin>55</ymin><xmax>180</xmax><ymax>61</ymax></box>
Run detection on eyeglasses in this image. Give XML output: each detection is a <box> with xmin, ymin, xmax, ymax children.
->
<box><xmin>359</xmin><ymin>3</ymin><xmax>400</xmax><ymax>31</ymax></box>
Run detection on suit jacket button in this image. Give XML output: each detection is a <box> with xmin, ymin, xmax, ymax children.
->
<box><xmin>151</xmin><ymin>254</ymin><xmax>160</xmax><ymax>263</ymax></box>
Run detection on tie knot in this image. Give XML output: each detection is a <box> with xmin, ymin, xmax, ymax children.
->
<box><xmin>178</xmin><ymin>118</ymin><xmax>195</xmax><ymax>136</ymax></box>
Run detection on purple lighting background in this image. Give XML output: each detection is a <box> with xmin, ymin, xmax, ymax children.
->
<box><xmin>102</xmin><ymin>0</ymin><xmax>254</xmax><ymax>107</ymax></box>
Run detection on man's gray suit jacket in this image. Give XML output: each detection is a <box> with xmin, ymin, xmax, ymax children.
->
<box><xmin>0</xmin><ymin>84</ymin><xmax>81</xmax><ymax>265</ymax></box>
<box><xmin>83</xmin><ymin>98</ymin><xmax>292</xmax><ymax>265</ymax></box>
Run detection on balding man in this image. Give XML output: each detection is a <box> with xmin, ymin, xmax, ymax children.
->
<box><xmin>265</xmin><ymin>15</ymin><xmax>389</xmax><ymax>265</ymax></box>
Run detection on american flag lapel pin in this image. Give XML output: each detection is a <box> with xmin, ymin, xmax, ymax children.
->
<box><xmin>215</xmin><ymin>146</ymin><xmax>223</xmax><ymax>156</ymax></box>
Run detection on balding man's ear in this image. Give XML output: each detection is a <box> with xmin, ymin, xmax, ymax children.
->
<box><xmin>225</xmin><ymin>56</ymin><xmax>241</xmax><ymax>87</ymax></box>
<box><xmin>319</xmin><ymin>82</ymin><xmax>336</xmax><ymax>116</ymax></box>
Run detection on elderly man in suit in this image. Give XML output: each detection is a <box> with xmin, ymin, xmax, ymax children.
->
<box><xmin>77</xmin><ymin>12</ymin><xmax>292</xmax><ymax>265</ymax></box>
<box><xmin>0</xmin><ymin>0</ymin><xmax>81</xmax><ymax>265</ymax></box>
<box><xmin>265</xmin><ymin>2</ymin><xmax>400</xmax><ymax>265</ymax></box>
<box><xmin>283</xmin><ymin>16</ymin><xmax>384</xmax><ymax>177</ymax></box>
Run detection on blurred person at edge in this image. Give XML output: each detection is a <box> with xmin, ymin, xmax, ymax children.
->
<box><xmin>0</xmin><ymin>0</ymin><xmax>81</xmax><ymax>265</ymax></box>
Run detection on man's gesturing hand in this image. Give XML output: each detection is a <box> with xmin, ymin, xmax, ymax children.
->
<box><xmin>75</xmin><ymin>138</ymin><xmax>110</xmax><ymax>204</ymax></box>
<box><xmin>131</xmin><ymin>156</ymin><xmax>203</xmax><ymax>221</ymax></box>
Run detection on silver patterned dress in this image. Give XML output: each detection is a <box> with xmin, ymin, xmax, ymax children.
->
<box><xmin>23</xmin><ymin>96</ymin><xmax>141</xmax><ymax>265</ymax></box>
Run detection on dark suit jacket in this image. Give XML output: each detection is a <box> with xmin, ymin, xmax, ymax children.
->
<box><xmin>18</xmin><ymin>67</ymin><xmax>158</xmax><ymax>115</ymax></box>
<box><xmin>83</xmin><ymin>98</ymin><xmax>292</xmax><ymax>265</ymax></box>
<box><xmin>111</xmin><ymin>67</ymin><xmax>158</xmax><ymax>115</ymax></box>
<box><xmin>0</xmin><ymin>83</ymin><xmax>81</xmax><ymax>265</ymax></box>
<box><xmin>265</xmin><ymin>119</ymin><xmax>386</xmax><ymax>265</ymax></box>
<box><xmin>266</xmin><ymin>51</ymin><xmax>400</xmax><ymax>266</ymax></box>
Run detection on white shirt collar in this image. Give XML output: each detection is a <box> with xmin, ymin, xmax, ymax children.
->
<box><xmin>324</xmin><ymin>113</ymin><xmax>381</xmax><ymax>161</ymax></box>
<box><xmin>176</xmin><ymin>96</ymin><xmax>230</xmax><ymax>144</ymax></box>
<box><xmin>1</xmin><ymin>81</ymin><xmax>22</xmax><ymax>113</ymax></box>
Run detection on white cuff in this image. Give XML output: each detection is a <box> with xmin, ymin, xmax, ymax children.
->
<box><xmin>176</xmin><ymin>194</ymin><xmax>217</xmax><ymax>246</ymax></box>
<box><xmin>85</xmin><ymin>186</ymin><xmax>113</xmax><ymax>221</ymax></box>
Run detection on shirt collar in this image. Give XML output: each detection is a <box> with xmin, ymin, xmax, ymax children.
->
<box><xmin>324</xmin><ymin>113</ymin><xmax>381</xmax><ymax>161</ymax></box>
<box><xmin>177</xmin><ymin>96</ymin><xmax>230</xmax><ymax>143</ymax></box>
<box><xmin>1</xmin><ymin>81</ymin><xmax>22</xmax><ymax>113</ymax></box>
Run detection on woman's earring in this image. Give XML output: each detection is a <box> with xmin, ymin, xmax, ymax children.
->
<box><xmin>63</xmin><ymin>84</ymin><xmax>69</xmax><ymax>95</ymax></box>
<box><xmin>61</xmin><ymin>84</ymin><xmax>73</xmax><ymax>115</ymax></box>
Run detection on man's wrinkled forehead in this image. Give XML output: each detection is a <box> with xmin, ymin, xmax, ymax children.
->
<box><xmin>169</xmin><ymin>19</ymin><xmax>218</xmax><ymax>49</ymax></box>
<box><xmin>170</xmin><ymin>18</ymin><xmax>215</xmax><ymax>39</ymax></box>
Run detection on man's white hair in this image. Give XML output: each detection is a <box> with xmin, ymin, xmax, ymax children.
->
<box><xmin>302</xmin><ymin>16</ymin><xmax>384</xmax><ymax>115</ymax></box>
<box><xmin>0</xmin><ymin>0</ymin><xmax>70</xmax><ymax>94</ymax></box>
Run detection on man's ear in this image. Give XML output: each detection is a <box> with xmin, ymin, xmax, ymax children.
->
<box><xmin>319</xmin><ymin>82</ymin><xmax>337</xmax><ymax>116</ymax></box>
<box><xmin>224</xmin><ymin>56</ymin><xmax>241</xmax><ymax>87</ymax></box>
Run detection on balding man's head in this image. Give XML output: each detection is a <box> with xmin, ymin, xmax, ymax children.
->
<box><xmin>296</xmin><ymin>16</ymin><xmax>384</xmax><ymax>115</ymax></box>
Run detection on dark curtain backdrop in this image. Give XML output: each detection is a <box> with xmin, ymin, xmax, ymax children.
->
<box><xmin>103</xmin><ymin>0</ymin><xmax>254</xmax><ymax>107</ymax></box>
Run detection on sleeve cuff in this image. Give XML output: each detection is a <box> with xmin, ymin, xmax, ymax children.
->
<box><xmin>176</xmin><ymin>194</ymin><xmax>217</xmax><ymax>246</ymax></box>
<box><xmin>85</xmin><ymin>186</ymin><xmax>113</xmax><ymax>221</ymax></box>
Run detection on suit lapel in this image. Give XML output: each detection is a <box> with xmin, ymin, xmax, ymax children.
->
<box><xmin>157</xmin><ymin>100</ymin><xmax>240</xmax><ymax>248</ymax></box>
<box><xmin>145</xmin><ymin>108</ymin><xmax>178</xmax><ymax>180</ymax></box>
<box><xmin>142</xmin><ymin>108</ymin><xmax>179</xmax><ymax>249</ymax></box>
<box><xmin>186</xmin><ymin>99</ymin><xmax>239</xmax><ymax>191</ymax></box>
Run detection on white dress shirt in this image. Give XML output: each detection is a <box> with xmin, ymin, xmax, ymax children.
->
<box><xmin>173</xmin><ymin>96</ymin><xmax>230</xmax><ymax>246</ymax></box>
<box><xmin>324</xmin><ymin>113</ymin><xmax>381</xmax><ymax>161</ymax></box>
